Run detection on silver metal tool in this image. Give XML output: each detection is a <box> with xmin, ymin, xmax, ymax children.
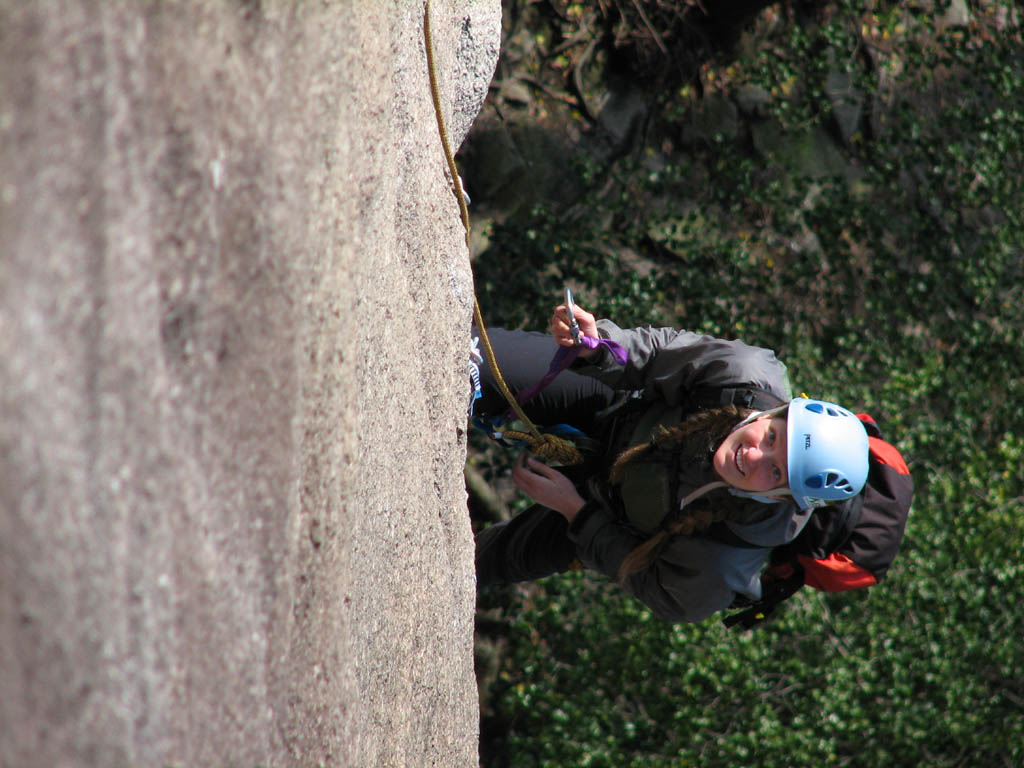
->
<box><xmin>565</xmin><ymin>287</ymin><xmax>581</xmax><ymax>346</ymax></box>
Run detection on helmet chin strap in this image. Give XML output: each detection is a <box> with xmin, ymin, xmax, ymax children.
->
<box><xmin>729</xmin><ymin>487</ymin><xmax>792</xmax><ymax>505</ymax></box>
<box><xmin>677</xmin><ymin>480</ymin><xmax>728</xmax><ymax>511</ymax></box>
<box><xmin>677</xmin><ymin>482</ymin><xmax>793</xmax><ymax>512</ymax></box>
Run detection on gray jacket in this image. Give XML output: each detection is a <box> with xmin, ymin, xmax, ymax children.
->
<box><xmin>566</xmin><ymin>320</ymin><xmax>810</xmax><ymax>623</ymax></box>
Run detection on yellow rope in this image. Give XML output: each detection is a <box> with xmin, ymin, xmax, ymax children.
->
<box><xmin>423</xmin><ymin>0</ymin><xmax>581</xmax><ymax>466</ymax></box>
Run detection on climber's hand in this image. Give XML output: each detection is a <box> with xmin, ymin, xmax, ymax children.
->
<box><xmin>551</xmin><ymin>303</ymin><xmax>598</xmax><ymax>358</ymax></box>
<box><xmin>512</xmin><ymin>452</ymin><xmax>586</xmax><ymax>522</ymax></box>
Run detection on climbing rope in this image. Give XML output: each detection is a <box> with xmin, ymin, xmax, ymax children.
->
<box><xmin>423</xmin><ymin>0</ymin><xmax>582</xmax><ymax>466</ymax></box>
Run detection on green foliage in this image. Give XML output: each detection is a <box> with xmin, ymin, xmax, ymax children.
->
<box><xmin>473</xmin><ymin>2</ymin><xmax>1024</xmax><ymax>766</ymax></box>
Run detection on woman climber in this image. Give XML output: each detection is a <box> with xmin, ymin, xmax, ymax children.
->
<box><xmin>471</xmin><ymin>301</ymin><xmax>870</xmax><ymax>623</ymax></box>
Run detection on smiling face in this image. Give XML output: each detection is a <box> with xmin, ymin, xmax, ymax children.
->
<box><xmin>712</xmin><ymin>415</ymin><xmax>789</xmax><ymax>493</ymax></box>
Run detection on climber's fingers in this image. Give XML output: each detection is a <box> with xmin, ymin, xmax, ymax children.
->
<box><xmin>511</xmin><ymin>452</ymin><xmax>585</xmax><ymax>519</ymax></box>
<box><xmin>550</xmin><ymin>303</ymin><xmax>597</xmax><ymax>349</ymax></box>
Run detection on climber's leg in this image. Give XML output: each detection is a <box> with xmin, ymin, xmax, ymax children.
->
<box><xmin>475</xmin><ymin>503</ymin><xmax>576</xmax><ymax>586</ymax></box>
<box><xmin>473</xmin><ymin>327</ymin><xmax>615</xmax><ymax>434</ymax></box>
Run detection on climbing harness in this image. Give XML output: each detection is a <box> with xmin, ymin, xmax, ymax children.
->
<box><xmin>423</xmin><ymin>0</ymin><xmax>623</xmax><ymax>466</ymax></box>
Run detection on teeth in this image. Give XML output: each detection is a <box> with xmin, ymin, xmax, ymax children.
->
<box><xmin>735</xmin><ymin>447</ymin><xmax>744</xmax><ymax>475</ymax></box>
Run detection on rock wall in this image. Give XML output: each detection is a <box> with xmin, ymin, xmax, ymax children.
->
<box><xmin>0</xmin><ymin>1</ymin><xmax>499</xmax><ymax>765</ymax></box>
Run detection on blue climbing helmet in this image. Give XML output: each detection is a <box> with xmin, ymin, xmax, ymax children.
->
<box><xmin>727</xmin><ymin>397</ymin><xmax>870</xmax><ymax>510</ymax></box>
<box><xmin>785</xmin><ymin>398</ymin><xmax>870</xmax><ymax>510</ymax></box>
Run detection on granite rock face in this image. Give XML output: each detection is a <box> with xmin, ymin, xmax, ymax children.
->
<box><xmin>0</xmin><ymin>1</ymin><xmax>499</xmax><ymax>765</ymax></box>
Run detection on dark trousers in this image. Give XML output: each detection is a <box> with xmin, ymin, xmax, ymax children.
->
<box><xmin>472</xmin><ymin>328</ymin><xmax>616</xmax><ymax>586</ymax></box>
<box><xmin>475</xmin><ymin>504</ymin><xmax>577</xmax><ymax>585</ymax></box>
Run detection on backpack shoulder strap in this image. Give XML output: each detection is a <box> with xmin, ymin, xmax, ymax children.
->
<box><xmin>723</xmin><ymin>563</ymin><xmax>807</xmax><ymax>630</ymax></box>
<box><xmin>703</xmin><ymin>520</ymin><xmax>807</xmax><ymax>630</ymax></box>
